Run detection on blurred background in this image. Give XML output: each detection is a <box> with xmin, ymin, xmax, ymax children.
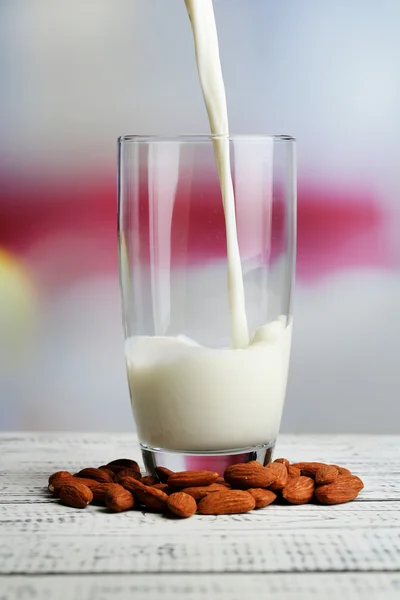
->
<box><xmin>1</xmin><ymin>0</ymin><xmax>399</xmax><ymax>433</ymax></box>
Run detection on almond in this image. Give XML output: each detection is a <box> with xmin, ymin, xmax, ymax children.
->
<box><xmin>71</xmin><ymin>477</ymin><xmax>106</xmax><ymax>489</ymax></box>
<box><xmin>141</xmin><ymin>476</ymin><xmax>159</xmax><ymax>486</ymax></box>
<box><xmin>47</xmin><ymin>457</ymin><xmax>364</xmax><ymax>514</ymax></box>
<box><xmin>315</xmin><ymin>465</ymin><xmax>339</xmax><ymax>486</ymax></box>
<box><xmin>155</xmin><ymin>467</ymin><xmax>175</xmax><ymax>483</ymax></box>
<box><xmin>273</xmin><ymin>458</ymin><xmax>290</xmax><ymax>468</ymax></box>
<box><xmin>92</xmin><ymin>483</ymin><xmax>124</xmax><ymax>504</ymax></box>
<box><xmin>75</xmin><ymin>468</ymin><xmax>113</xmax><ymax>483</ymax></box>
<box><xmin>152</xmin><ymin>483</ymin><xmax>173</xmax><ymax>494</ymax></box>
<box><xmin>48</xmin><ymin>471</ymin><xmax>72</xmax><ymax>486</ymax></box>
<box><xmin>118</xmin><ymin>475</ymin><xmax>147</xmax><ymax>494</ymax></box>
<box><xmin>50</xmin><ymin>476</ymin><xmax>99</xmax><ymax>496</ymax></box>
<box><xmin>282</xmin><ymin>476</ymin><xmax>315</xmax><ymax>504</ymax></box>
<box><xmin>287</xmin><ymin>465</ymin><xmax>301</xmax><ymax>479</ymax></box>
<box><xmin>113</xmin><ymin>469</ymin><xmax>142</xmax><ymax>483</ymax></box>
<box><xmin>215</xmin><ymin>476</ymin><xmax>227</xmax><ymax>485</ymax></box>
<box><xmin>315</xmin><ymin>475</ymin><xmax>364</xmax><ymax>505</ymax></box>
<box><xmin>224</xmin><ymin>462</ymin><xmax>276</xmax><ymax>489</ymax></box>
<box><xmin>105</xmin><ymin>487</ymin><xmax>135</xmax><ymax>512</ymax></box>
<box><xmin>134</xmin><ymin>486</ymin><xmax>169</xmax><ymax>512</ymax></box>
<box><xmin>59</xmin><ymin>482</ymin><xmax>93</xmax><ymax>508</ymax></box>
<box><xmin>98</xmin><ymin>467</ymin><xmax>116</xmax><ymax>479</ymax></box>
<box><xmin>247</xmin><ymin>488</ymin><xmax>277</xmax><ymax>509</ymax></box>
<box><xmin>343</xmin><ymin>474</ymin><xmax>364</xmax><ymax>490</ymax></box>
<box><xmin>332</xmin><ymin>465</ymin><xmax>352</xmax><ymax>476</ymax></box>
<box><xmin>48</xmin><ymin>475</ymin><xmax>74</xmax><ymax>493</ymax></box>
<box><xmin>291</xmin><ymin>462</ymin><xmax>326</xmax><ymax>478</ymax></box>
<box><xmin>180</xmin><ymin>483</ymin><xmax>228</xmax><ymax>501</ymax></box>
<box><xmin>198</xmin><ymin>490</ymin><xmax>256</xmax><ymax>515</ymax></box>
<box><xmin>105</xmin><ymin>459</ymin><xmax>141</xmax><ymax>474</ymax></box>
<box><xmin>168</xmin><ymin>470</ymin><xmax>219</xmax><ymax>488</ymax></box>
<box><xmin>266</xmin><ymin>463</ymin><xmax>288</xmax><ymax>491</ymax></box>
<box><xmin>167</xmin><ymin>492</ymin><xmax>197</xmax><ymax>518</ymax></box>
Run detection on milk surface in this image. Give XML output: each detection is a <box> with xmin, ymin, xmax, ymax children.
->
<box><xmin>126</xmin><ymin>318</ymin><xmax>292</xmax><ymax>451</ymax></box>
<box><xmin>125</xmin><ymin>0</ymin><xmax>292</xmax><ymax>451</ymax></box>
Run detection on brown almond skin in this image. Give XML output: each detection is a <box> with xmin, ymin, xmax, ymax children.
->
<box><xmin>315</xmin><ymin>475</ymin><xmax>364</xmax><ymax>505</ymax></box>
<box><xmin>267</xmin><ymin>463</ymin><xmax>288</xmax><ymax>491</ymax></box>
<box><xmin>198</xmin><ymin>490</ymin><xmax>256</xmax><ymax>515</ymax></box>
<box><xmin>48</xmin><ymin>471</ymin><xmax>72</xmax><ymax>486</ymax></box>
<box><xmin>282</xmin><ymin>476</ymin><xmax>315</xmax><ymax>504</ymax></box>
<box><xmin>315</xmin><ymin>465</ymin><xmax>339</xmax><ymax>486</ymax></box>
<box><xmin>50</xmin><ymin>476</ymin><xmax>99</xmax><ymax>496</ymax></box>
<box><xmin>180</xmin><ymin>484</ymin><xmax>229</xmax><ymax>501</ymax></box>
<box><xmin>152</xmin><ymin>483</ymin><xmax>174</xmax><ymax>494</ymax></box>
<box><xmin>141</xmin><ymin>476</ymin><xmax>159</xmax><ymax>486</ymax></box>
<box><xmin>48</xmin><ymin>474</ymin><xmax>73</xmax><ymax>492</ymax></box>
<box><xmin>59</xmin><ymin>482</ymin><xmax>93</xmax><ymax>508</ymax></box>
<box><xmin>287</xmin><ymin>465</ymin><xmax>301</xmax><ymax>479</ymax></box>
<box><xmin>332</xmin><ymin>465</ymin><xmax>352</xmax><ymax>476</ymax></box>
<box><xmin>291</xmin><ymin>462</ymin><xmax>326</xmax><ymax>478</ymax></box>
<box><xmin>224</xmin><ymin>462</ymin><xmax>276</xmax><ymax>489</ymax></box>
<box><xmin>215</xmin><ymin>476</ymin><xmax>227</xmax><ymax>485</ymax></box>
<box><xmin>118</xmin><ymin>475</ymin><xmax>147</xmax><ymax>494</ymax></box>
<box><xmin>134</xmin><ymin>486</ymin><xmax>169</xmax><ymax>511</ymax></box>
<box><xmin>273</xmin><ymin>458</ymin><xmax>290</xmax><ymax>468</ymax></box>
<box><xmin>97</xmin><ymin>467</ymin><xmax>116</xmax><ymax>479</ymax></box>
<box><xmin>114</xmin><ymin>469</ymin><xmax>142</xmax><ymax>483</ymax></box>
<box><xmin>340</xmin><ymin>474</ymin><xmax>364</xmax><ymax>490</ymax></box>
<box><xmin>104</xmin><ymin>465</ymin><xmax>130</xmax><ymax>475</ymax></box>
<box><xmin>92</xmin><ymin>483</ymin><xmax>124</xmax><ymax>504</ymax></box>
<box><xmin>248</xmin><ymin>488</ymin><xmax>277</xmax><ymax>509</ymax></box>
<box><xmin>75</xmin><ymin>468</ymin><xmax>113</xmax><ymax>484</ymax></box>
<box><xmin>105</xmin><ymin>487</ymin><xmax>135</xmax><ymax>512</ymax></box>
<box><xmin>167</xmin><ymin>492</ymin><xmax>197</xmax><ymax>518</ymax></box>
<box><xmin>105</xmin><ymin>459</ymin><xmax>141</xmax><ymax>474</ymax></box>
<box><xmin>71</xmin><ymin>477</ymin><xmax>104</xmax><ymax>489</ymax></box>
<box><xmin>155</xmin><ymin>467</ymin><xmax>175</xmax><ymax>483</ymax></box>
<box><xmin>168</xmin><ymin>470</ymin><xmax>219</xmax><ymax>488</ymax></box>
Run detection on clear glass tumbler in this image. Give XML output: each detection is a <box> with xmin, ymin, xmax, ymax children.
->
<box><xmin>118</xmin><ymin>134</ymin><xmax>296</xmax><ymax>474</ymax></box>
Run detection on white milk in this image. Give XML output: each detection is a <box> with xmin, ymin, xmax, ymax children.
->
<box><xmin>126</xmin><ymin>318</ymin><xmax>292</xmax><ymax>451</ymax></box>
<box><xmin>184</xmin><ymin>0</ymin><xmax>248</xmax><ymax>348</ymax></box>
<box><xmin>125</xmin><ymin>0</ymin><xmax>292</xmax><ymax>451</ymax></box>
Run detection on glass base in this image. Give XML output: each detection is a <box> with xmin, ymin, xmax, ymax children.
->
<box><xmin>141</xmin><ymin>440</ymin><xmax>276</xmax><ymax>476</ymax></box>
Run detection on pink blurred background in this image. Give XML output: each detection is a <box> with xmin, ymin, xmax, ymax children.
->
<box><xmin>1</xmin><ymin>0</ymin><xmax>399</xmax><ymax>432</ymax></box>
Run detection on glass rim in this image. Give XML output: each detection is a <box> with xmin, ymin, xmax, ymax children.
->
<box><xmin>118</xmin><ymin>133</ymin><xmax>295</xmax><ymax>143</ymax></box>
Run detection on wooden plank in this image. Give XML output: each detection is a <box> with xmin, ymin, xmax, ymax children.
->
<box><xmin>1</xmin><ymin>433</ymin><xmax>399</xmax><ymax>584</ymax></box>
<box><xmin>1</xmin><ymin>573</ymin><xmax>400</xmax><ymax>600</ymax></box>
<box><xmin>0</xmin><ymin>501</ymin><xmax>400</xmax><ymax>534</ymax></box>
<box><xmin>1</xmin><ymin>529</ymin><xmax>399</xmax><ymax>574</ymax></box>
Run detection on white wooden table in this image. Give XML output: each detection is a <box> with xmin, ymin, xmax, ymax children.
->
<box><xmin>1</xmin><ymin>433</ymin><xmax>399</xmax><ymax>599</ymax></box>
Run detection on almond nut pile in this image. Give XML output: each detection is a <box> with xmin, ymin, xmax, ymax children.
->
<box><xmin>47</xmin><ymin>458</ymin><xmax>364</xmax><ymax>518</ymax></box>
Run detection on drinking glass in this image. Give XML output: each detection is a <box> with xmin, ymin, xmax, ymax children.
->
<box><xmin>118</xmin><ymin>134</ymin><xmax>296</xmax><ymax>474</ymax></box>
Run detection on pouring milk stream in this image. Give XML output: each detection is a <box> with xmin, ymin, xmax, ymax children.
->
<box><xmin>125</xmin><ymin>0</ymin><xmax>292</xmax><ymax>451</ymax></box>
<box><xmin>184</xmin><ymin>0</ymin><xmax>249</xmax><ymax>349</ymax></box>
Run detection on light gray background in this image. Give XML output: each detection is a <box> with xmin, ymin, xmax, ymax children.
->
<box><xmin>0</xmin><ymin>1</ymin><xmax>399</xmax><ymax>433</ymax></box>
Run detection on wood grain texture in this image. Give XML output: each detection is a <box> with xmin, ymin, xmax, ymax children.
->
<box><xmin>1</xmin><ymin>529</ymin><xmax>400</xmax><ymax>574</ymax></box>
<box><xmin>0</xmin><ymin>433</ymin><xmax>399</xmax><ymax>598</ymax></box>
<box><xmin>1</xmin><ymin>574</ymin><xmax>400</xmax><ymax>600</ymax></box>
